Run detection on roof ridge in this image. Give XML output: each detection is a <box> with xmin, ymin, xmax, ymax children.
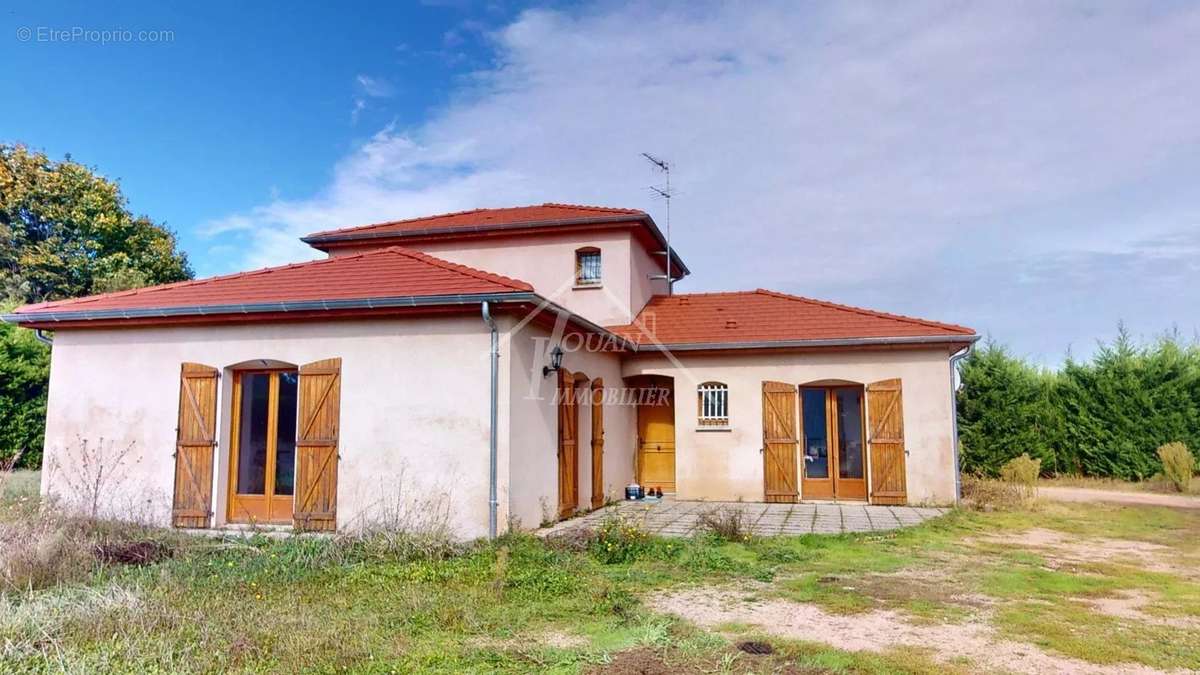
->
<box><xmin>307</xmin><ymin>207</ymin><xmax>493</xmax><ymax>238</ymax></box>
<box><xmin>752</xmin><ymin>288</ymin><xmax>975</xmax><ymax>334</ymax></box>
<box><xmin>306</xmin><ymin>203</ymin><xmax>647</xmax><ymax>239</ymax></box>
<box><xmin>652</xmin><ymin>290</ymin><xmax>757</xmax><ymax>299</ymax></box>
<box><xmin>539</xmin><ymin>202</ymin><xmax>645</xmax><ymax>214</ymax></box>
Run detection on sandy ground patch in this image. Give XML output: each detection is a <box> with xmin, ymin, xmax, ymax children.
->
<box><xmin>977</xmin><ymin>528</ymin><xmax>1195</xmax><ymax>577</ymax></box>
<box><xmin>1085</xmin><ymin>590</ymin><xmax>1200</xmax><ymax>630</ymax></box>
<box><xmin>1039</xmin><ymin>487</ymin><xmax>1200</xmax><ymax>510</ymax></box>
<box><xmin>649</xmin><ymin>585</ymin><xmax>1180</xmax><ymax>675</ymax></box>
<box><xmin>468</xmin><ymin>629</ymin><xmax>589</xmax><ymax>651</ymax></box>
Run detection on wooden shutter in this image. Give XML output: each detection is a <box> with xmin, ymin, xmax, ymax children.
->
<box><xmin>557</xmin><ymin>368</ymin><xmax>578</xmax><ymax>518</ymax></box>
<box><xmin>762</xmin><ymin>381</ymin><xmax>799</xmax><ymax>503</ymax></box>
<box><xmin>867</xmin><ymin>378</ymin><xmax>907</xmax><ymax>505</ymax></box>
<box><xmin>173</xmin><ymin>363</ymin><xmax>218</xmax><ymax>528</ymax></box>
<box><xmin>295</xmin><ymin>358</ymin><xmax>342</xmax><ymax>531</ymax></box>
<box><xmin>590</xmin><ymin>378</ymin><xmax>605</xmax><ymax>509</ymax></box>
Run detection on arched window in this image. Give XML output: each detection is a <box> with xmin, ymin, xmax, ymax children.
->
<box><xmin>697</xmin><ymin>382</ymin><xmax>729</xmax><ymax>427</ymax></box>
<box><xmin>575</xmin><ymin>247</ymin><xmax>601</xmax><ymax>286</ymax></box>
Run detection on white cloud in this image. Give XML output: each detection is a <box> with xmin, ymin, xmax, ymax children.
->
<box><xmin>202</xmin><ymin>1</ymin><xmax>1200</xmax><ymax>362</ymax></box>
<box><xmin>355</xmin><ymin>74</ymin><xmax>395</xmax><ymax>98</ymax></box>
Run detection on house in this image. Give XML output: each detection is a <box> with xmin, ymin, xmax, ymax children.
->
<box><xmin>4</xmin><ymin>204</ymin><xmax>978</xmax><ymax>538</ymax></box>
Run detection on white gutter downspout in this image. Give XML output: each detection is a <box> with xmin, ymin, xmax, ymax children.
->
<box><xmin>481</xmin><ymin>301</ymin><xmax>499</xmax><ymax>539</ymax></box>
<box><xmin>949</xmin><ymin>344</ymin><xmax>973</xmax><ymax>504</ymax></box>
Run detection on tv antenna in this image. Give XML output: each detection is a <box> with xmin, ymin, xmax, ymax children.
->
<box><xmin>641</xmin><ymin>152</ymin><xmax>676</xmax><ymax>295</ymax></box>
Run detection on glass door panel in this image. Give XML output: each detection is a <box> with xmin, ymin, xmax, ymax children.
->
<box><xmin>274</xmin><ymin>372</ymin><xmax>299</xmax><ymax>496</ymax></box>
<box><xmin>802</xmin><ymin>389</ymin><xmax>829</xmax><ymax>477</ymax></box>
<box><xmin>800</xmin><ymin>388</ymin><xmax>834</xmax><ymax>499</ymax></box>
<box><xmin>236</xmin><ymin>373</ymin><xmax>271</xmax><ymax>495</ymax></box>
<box><xmin>836</xmin><ymin>389</ymin><xmax>864</xmax><ymax>479</ymax></box>
<box><xmin>833</xmin><ymin>387</ymin><xmax>867</xmax><ymax>500</ymax></box>
<box><xmin>229</xmin><ymin>370</ymin><xmax>299</xmax><ymax>524</ymax></box>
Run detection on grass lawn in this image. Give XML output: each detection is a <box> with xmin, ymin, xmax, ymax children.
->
<box><xmin>3</xmin><ymin>472</ymin><xmax>1200</xmax><ymax>674</ymax></box>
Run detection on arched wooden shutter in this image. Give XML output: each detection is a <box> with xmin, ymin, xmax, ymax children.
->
<box><xmin>557</xmin><ymin>368</ymin><xmax>578</xmax><ymax>518</ymax></box>
<box><xmin>867</xmin><ymin>378</ymin><xmax>907</xmax><ymax>505</ymax></box>
<box><xmin>173</xmin><ymin>363</ymin><xmax>218</xmax><ymax>528</ymax></box>
<box><xmin>295</xmin><ymin>358</ymin><xmax>342</xmax><ymax>531</ymax></box>
<box><xmin>590</xmin><ymin>378</ymin><xmax>605</xmax><ymax>509</ymax></box>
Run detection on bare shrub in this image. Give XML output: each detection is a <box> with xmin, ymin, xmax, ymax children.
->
<box><xmin>0</xmin><ymin>447</ymin><xmax>26</xmax><ymax>492</ymax></box>
<box><xmin>338</xmin><ymin>473</ymin><xmax>461</xmax><ymax>562</ymax></box>
<box><xmin>697</xmin><ymin>505</ymin><xmax>751</xmax><ymax>541</ymax></box>
<box><xmin>45</xmin><ymin>437</ymin><xmax>139</xmax><ymax>519</ymax></box>
<box><xmin>1157</xmin><ymin>442</ymin><xmax>1195</xmax><ymax>493</ymax></box>
<box><xmin>960</xmin><ymin>473</ymin><xmax>1034</xmax><ymax>512</ymax></box>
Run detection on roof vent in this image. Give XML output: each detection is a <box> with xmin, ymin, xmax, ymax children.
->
<box><xmin>725</xmin><ymin>319</ymin><xmax>738</xmax><ymax>329</ymax></box>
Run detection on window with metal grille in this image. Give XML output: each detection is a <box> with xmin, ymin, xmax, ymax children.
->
<box><xmin>697</xmin><ymin>382</ymin><xmax>729</xmax><ymax>426</ymax></box>
<box><xmin>575</xmin><ymin>248</ymin><xmax>601</xmax><ymax>286</ymax></box>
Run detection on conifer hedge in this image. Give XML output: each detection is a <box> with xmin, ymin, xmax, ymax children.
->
<box><xmin>958</xmin><ymin>331</ymin><xmax>1200</xmax><ymax>480</ymax></box>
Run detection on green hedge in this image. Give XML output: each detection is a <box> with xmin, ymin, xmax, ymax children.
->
<box><xmin>958</xmin><ymin>332</ymin><xmax>1200</xmax><ymax>480</ymax></box>
<box><xmin>0</xmin><ymin>305</ymin><xmax>49</xmax><ymax>469</ymax></box>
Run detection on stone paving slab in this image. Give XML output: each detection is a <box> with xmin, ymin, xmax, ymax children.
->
<box><xmin>538</xmin><ymin>498</ymin><xmax>949</xmax><ymax>538</ymax></box>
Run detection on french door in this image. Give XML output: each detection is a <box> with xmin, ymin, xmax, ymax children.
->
<box><xmin>228</xmin><ymin>370</ymin><xmax>299</xmax><ymax>523</ymax></box>
<box><xmin>800</xmin><ymin>386</ymin><xmax>867</xmax><ymax>500</ymax></box>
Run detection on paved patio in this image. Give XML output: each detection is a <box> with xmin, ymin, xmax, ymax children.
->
<box><xmin>538</xmin><ymin>498</ymin><xmax>949</xmax><ymax>538</ymax></box>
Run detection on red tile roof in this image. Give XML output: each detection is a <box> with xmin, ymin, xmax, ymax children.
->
<box><xmin>305</xmin><ymin>203</ymin><xmax>647</xmax><ymax>239</ymax></box>
<box><xmin>608</xmin><ymin>289</ymin><xmax>975</xmax><ymax>347</ymax></box>
<box><xmin>10</xmin><ymin>246</ymin><xmax>533</xmax><ymax>319</ymax></box>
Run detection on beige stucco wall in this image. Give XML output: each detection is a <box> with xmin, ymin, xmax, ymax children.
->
<box><xmin>40</xmin><ymin>317</ymin><xmax>512</xmax><ymax>539</ymax></box>
<box><xmin>329</xmin><ymin>230</ymin><xmax>669</xmax><ymax>326</ymax></box>
<box><xmin>504</xmin><ymin>318</ymin><xmax>635</xmax><ymax>529</ymax></box>
<box><xmin>622</xmin><ymin>348</ymin><xmax>957</xmax><ymax>505</ymax></box>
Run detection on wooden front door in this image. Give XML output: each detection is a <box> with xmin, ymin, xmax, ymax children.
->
<box><xmin>762</xmin><ymin>381</ymin><xmax>799</xmax><ymax>503</ymax></box>
<box><xmin>636</xmin><ymin>377</ymin><xmax>675</xmax><ymax>493</ymax></box>
<box><xmin>590</xmin><ymin>378</ymin><xmax>605</xmax><ymax>509</ymax></box>
<box><xmin>228</xmin><ymin>369</ymin><xmax>299</xmax><ymax>524</ymax></box>
<box><xmin>800</xmin><ymin>385</ymin><xmax>868</xmax><ymax>501</ymax></box>
<box><xmin>558</xmin><ymin>369</ymin><xmax>579</xmax><ymax>518</ymax></box>
<box><xmin>867</xmin><ymin>379</ymin><xmax>907</xmax><ymax>505</ymax></box>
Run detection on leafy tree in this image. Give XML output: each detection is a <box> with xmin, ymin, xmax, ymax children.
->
<box><xmin>0</xmin><ymin>300</ymin><xmax>49</xmax><ymax>468</ymax></box>
<box><xmin>0</xmin><ymin>144</ymin><xmax>192</xmax><ymax>303</ymax></box>
<box><xmin>0</xmin><ymin>144</ymin><xmax>193</xmax><ymax>468</ymax></box>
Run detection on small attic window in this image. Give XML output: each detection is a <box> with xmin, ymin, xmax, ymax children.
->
<box><xmin>575</xmin><ymin>247</ymin><xmax>601</xmax><ymax>286</ymax></box>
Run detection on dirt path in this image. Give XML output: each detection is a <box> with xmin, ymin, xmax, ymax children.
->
<box><xmin>649</xmin><ymin>586</ymin><xmax>1179</xmax><ymax>675</ymax></box>
<box><xmin>1039</xmin><ymin>486</ymin><xmax>1200</xmax><ymax>510</ymax></box>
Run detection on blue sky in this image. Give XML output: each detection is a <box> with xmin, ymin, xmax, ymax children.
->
<box><xmin>3</xmin><ymin>2</ymin><xmax>1199</xmax><ymax>363</ymax></box>
<box><xmin>2</xmin><ymin>0</ymin><xmax>517</xmax><ymax>264</ymax></box>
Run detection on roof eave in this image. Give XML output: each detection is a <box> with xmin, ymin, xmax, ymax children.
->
<box><xmin>631</xmin><ymin>334</ymin><xmax>981</xmax><ymax>351</ymax></box>
<box><xmin>1</xmin><ymin>291</ymin><xmax>640</xmax><ymax>351</ymax></box>
<box><xmin>1</xmin><ymin>291</ymin><xmax>540</xmax><ymax>324</ymax></box>
<box><xmin>302</xmin><ymin>214</ymin><xmax>692</xmax><ymax>278</ymax></box>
